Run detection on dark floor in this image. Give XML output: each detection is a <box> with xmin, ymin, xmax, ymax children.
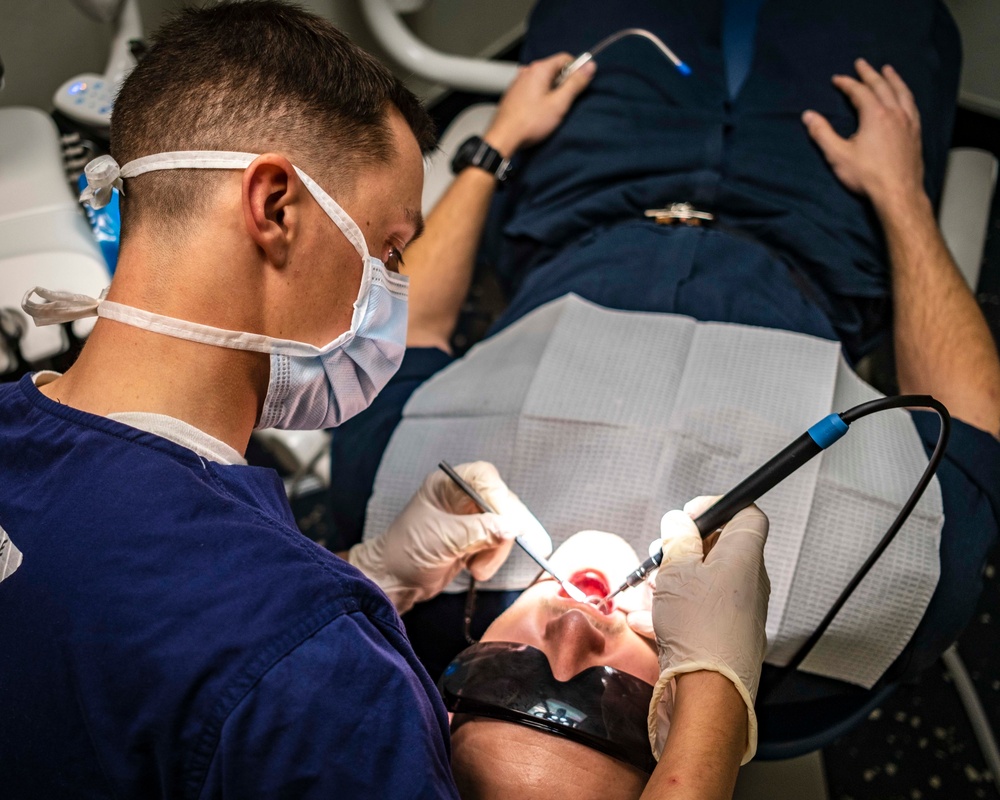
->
<box><xmin>823</xmin><ymin>563</ymin><xmax>999</xmax><ymax>799</ymax></box>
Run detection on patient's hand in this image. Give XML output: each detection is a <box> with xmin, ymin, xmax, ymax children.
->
<box><xmin>485</xmin><ymin>52</ymin><xmax>596</xmax><ymax>158</ymax></box>
<box><xmin>802</xmin><ymin>58</ymin><xmax>924</xmax><ymax>212</ymax></box>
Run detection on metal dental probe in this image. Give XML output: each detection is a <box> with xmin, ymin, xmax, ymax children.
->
<box><xmin>438</xmin><ymin>461</ymin><xmax>589</xmax><ymax>603</ymax></box>
<box><xmin>603</xmin><ymin>412</ymin><xmax>854</xmax><ymax>604</ymax></box>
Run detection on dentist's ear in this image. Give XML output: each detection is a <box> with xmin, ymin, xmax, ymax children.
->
<box><xmin>242</xmin><ymin>154</ymin><xmax>305</xmax><ymax>268</ymax></box>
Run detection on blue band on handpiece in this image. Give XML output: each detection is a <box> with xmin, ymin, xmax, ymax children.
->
<box><xmin>807</xmin><ymin>413</ymin><xmax>849</xmax><ymax>449</ymax></box>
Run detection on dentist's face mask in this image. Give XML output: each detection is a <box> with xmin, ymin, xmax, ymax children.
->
<box><xmin>22</xmin><ymin>151</ymin><xmax>410</xmax><ymax>430</ymax></box>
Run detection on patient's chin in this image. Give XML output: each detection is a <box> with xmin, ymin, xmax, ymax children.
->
<box><xmin>450</xmin><ymin>718</ymin><xmax>647</xmax><ymax>800</ymax></box>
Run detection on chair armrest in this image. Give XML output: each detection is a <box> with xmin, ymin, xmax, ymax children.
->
<box><xmin>938</xmin><ymin>147</ymin><xmax>998</xmax><ymax>291</ymax></box>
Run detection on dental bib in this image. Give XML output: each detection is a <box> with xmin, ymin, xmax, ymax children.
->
<box><xmin>363</xmin><ymin>294</ymin><xmax>944</xmax><ymax>689</ymax></box>
<box><xmin>22</xmin><ymin>151</ymin><xmax>409</xmax><ymax>430</ymax></box>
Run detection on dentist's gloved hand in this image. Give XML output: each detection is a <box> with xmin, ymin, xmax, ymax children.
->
<box><xmin>348</xmin><ymin>462</ymin><xmax>550</xmax><ymax>614</ymax></box>
<box><xmin>639</xmin><ymin>498</ymin><xmax>770</xmax><ymax>765</ymax></box>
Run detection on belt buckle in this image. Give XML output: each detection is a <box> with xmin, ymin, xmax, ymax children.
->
<box><xmin>644</xmin><ymin>202</ymin><xmax>715</xmax><ymax>227</ymax></box>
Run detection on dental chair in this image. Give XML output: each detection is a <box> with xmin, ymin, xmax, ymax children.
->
<box><xmin>419</xmin><ymin>104</ymin><xmax>1000</xmax><ymax>798</ymax></box>
<box><xmin>0</xmin><ymin>106</ymin><xmax>109</xmax><ymax>376</ymax></box>
<box><xmin>0</xmin><ymin>0</ymin><xmax>137</xmax><ymax>378</ymax></box>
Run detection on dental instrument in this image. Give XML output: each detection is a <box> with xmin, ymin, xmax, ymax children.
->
<box><xmin>438</xmin><ymin>461</ymin><xmax>589</xmax><ymax>603</ymax></box>
<box><xmin>554</xmin><ymin>27</ymin><xmax>691</xmax><ymax>88</ymax></box>
<box><xmin>606</xmin><ymin>395</ymin><xmax>950</xmax><ymax>607</ymax></box>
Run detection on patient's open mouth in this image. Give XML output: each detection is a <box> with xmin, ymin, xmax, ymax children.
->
<box><xmin>559</xmin><ymin>570</ymin><xmax>614</xmax><ymax>614</ymax></box>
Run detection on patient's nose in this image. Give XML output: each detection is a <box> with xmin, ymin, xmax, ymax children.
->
<box><xmin>542</xmin><ymin>609</ymin><xmax>607</xmax><ymax>681</ymax></box>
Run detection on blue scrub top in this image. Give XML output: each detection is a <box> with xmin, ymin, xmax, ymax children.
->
<box><xmin>0</xmin><ymin>376</ymin><xmax>459</xmax><ymax>800</ymax></box>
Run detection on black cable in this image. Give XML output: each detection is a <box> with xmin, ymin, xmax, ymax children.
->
<box><xmin>760</xmin><ymin>394</ymin><xmax>950</xmax><ymax>698</ymax></box>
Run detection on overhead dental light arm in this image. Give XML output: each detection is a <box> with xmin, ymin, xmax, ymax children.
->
<box><xmin>359</xmin><ymin>0</ymin><xmax>518</xmax><ymax>94</ymax></box>
<box><xmin>103</xmin><ymin>0</ymin><xmax>142</xmax><ymax>88</ymax></box>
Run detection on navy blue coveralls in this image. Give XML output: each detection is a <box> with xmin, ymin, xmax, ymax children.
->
<box><xmin>329</xmin><ymin>0</ymin><xmax>1000</xmax><ymax>752</ymax></box>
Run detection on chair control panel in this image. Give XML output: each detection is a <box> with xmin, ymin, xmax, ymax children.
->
<box><xmin>53</xmin><ymin>73</ymin><xmax>115</xmax><ymax>128</ymax></box>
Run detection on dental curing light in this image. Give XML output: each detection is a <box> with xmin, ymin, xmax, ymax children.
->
<box><xmin>606</xmin><ymin>395</ymin><xmax>950</xmax><ymax>603</ymax></box>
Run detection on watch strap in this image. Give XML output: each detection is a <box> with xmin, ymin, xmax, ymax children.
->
<box><xmin>452</xmin><ymin>136</ymin><xmax>512</xmax><ymax>182</ymax></box>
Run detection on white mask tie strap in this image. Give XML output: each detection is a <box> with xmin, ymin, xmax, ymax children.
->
<box><xmin>77</xmin><ymin>150</ymin><xmax>371</xmax><ymax>262</ymax></box>
<box><xmin>79</xmin><ymin>155</ymin><xmax>123</xmax><ymax>209</ymax></box>
<box><xmin>292</xmin><ymin>167</ymin><xmax>368</xmax><ymax>261</ymax></box>
<box><xmin>22</xmin><ymin>286</ymin><xmax>109</xmax><ymax>326</ymax></box>
<box><xmin>119</xmin><ymin>151</ymin><xmax>259</xmax><ymax>177</ymax></box>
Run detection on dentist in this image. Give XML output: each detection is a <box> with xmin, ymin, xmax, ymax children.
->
<box><xmin>0</xmin><ymin>2</ymin><xmax>572</xmax><ymax>797</ymax></box>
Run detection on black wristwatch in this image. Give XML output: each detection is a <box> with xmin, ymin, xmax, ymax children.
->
<box><xmin>450</xmin><ymin>136</ymin><xmax>513</xmax><ymax>183</ymax></box>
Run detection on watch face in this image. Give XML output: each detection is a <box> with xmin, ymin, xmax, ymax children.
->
<box><xmin>451</xmin><ymin>136</ymin><xmax>510</xmax><ymax>181</ymax></box>
<box><xmin>454</xmin><ymin>136</ymin><xmax>484</xmax><ymax>172</ymax></box>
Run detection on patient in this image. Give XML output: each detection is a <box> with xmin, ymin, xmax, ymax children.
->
<box><xmin>444</xmin><ymin>530</ymin><xmax>660</xmax><ymax>798</ymax></box>
<box><xmin>329</xmin><ymin>0</ymin><xmax>1000</xmax><ymax>740</ymax></box>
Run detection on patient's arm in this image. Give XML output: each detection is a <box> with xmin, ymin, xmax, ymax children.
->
<box><xmin>878</xmin><ymin>171</ymin><xmax>1000</xmax><ymax>436</ymax></box>
<box><xmin>640</xmin><ymin>671</ymin><xmax>746</xmax><ymax>800</ymax></box>
<box><xmin>402</xmin><ymin>158</ymin><xmax>500</xmax><ymax>352</ymax></box>
<box><xmin>803</xmin><ymin>58</ymin><xmax>1000</xmax><ymax>436</ymax></box>
<box><xmin>404</xmin><ymin>54</ymin><xmax>595</xmax><ymax>352</ymax></box>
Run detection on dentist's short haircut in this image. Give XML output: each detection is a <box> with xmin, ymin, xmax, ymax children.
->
<box><xmin>110</xmin><ymin>0</ymin><xmax>435</xmax><ymax>237</ymax></box>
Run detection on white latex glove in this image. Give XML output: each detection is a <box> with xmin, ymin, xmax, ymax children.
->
<box><xmin>348</xmin><ymin>461</ymin><xmax>550</xmax><ymax>614</ymax></box>
<box><xmin>624</xmin><ymin>495</ymin><xmax>724</xmax><ymax>639</ymax></box>
<box><xmin>645</xmin><ymin>498</ymin><xmax>770</xmax><ymax>765</ymax></box>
